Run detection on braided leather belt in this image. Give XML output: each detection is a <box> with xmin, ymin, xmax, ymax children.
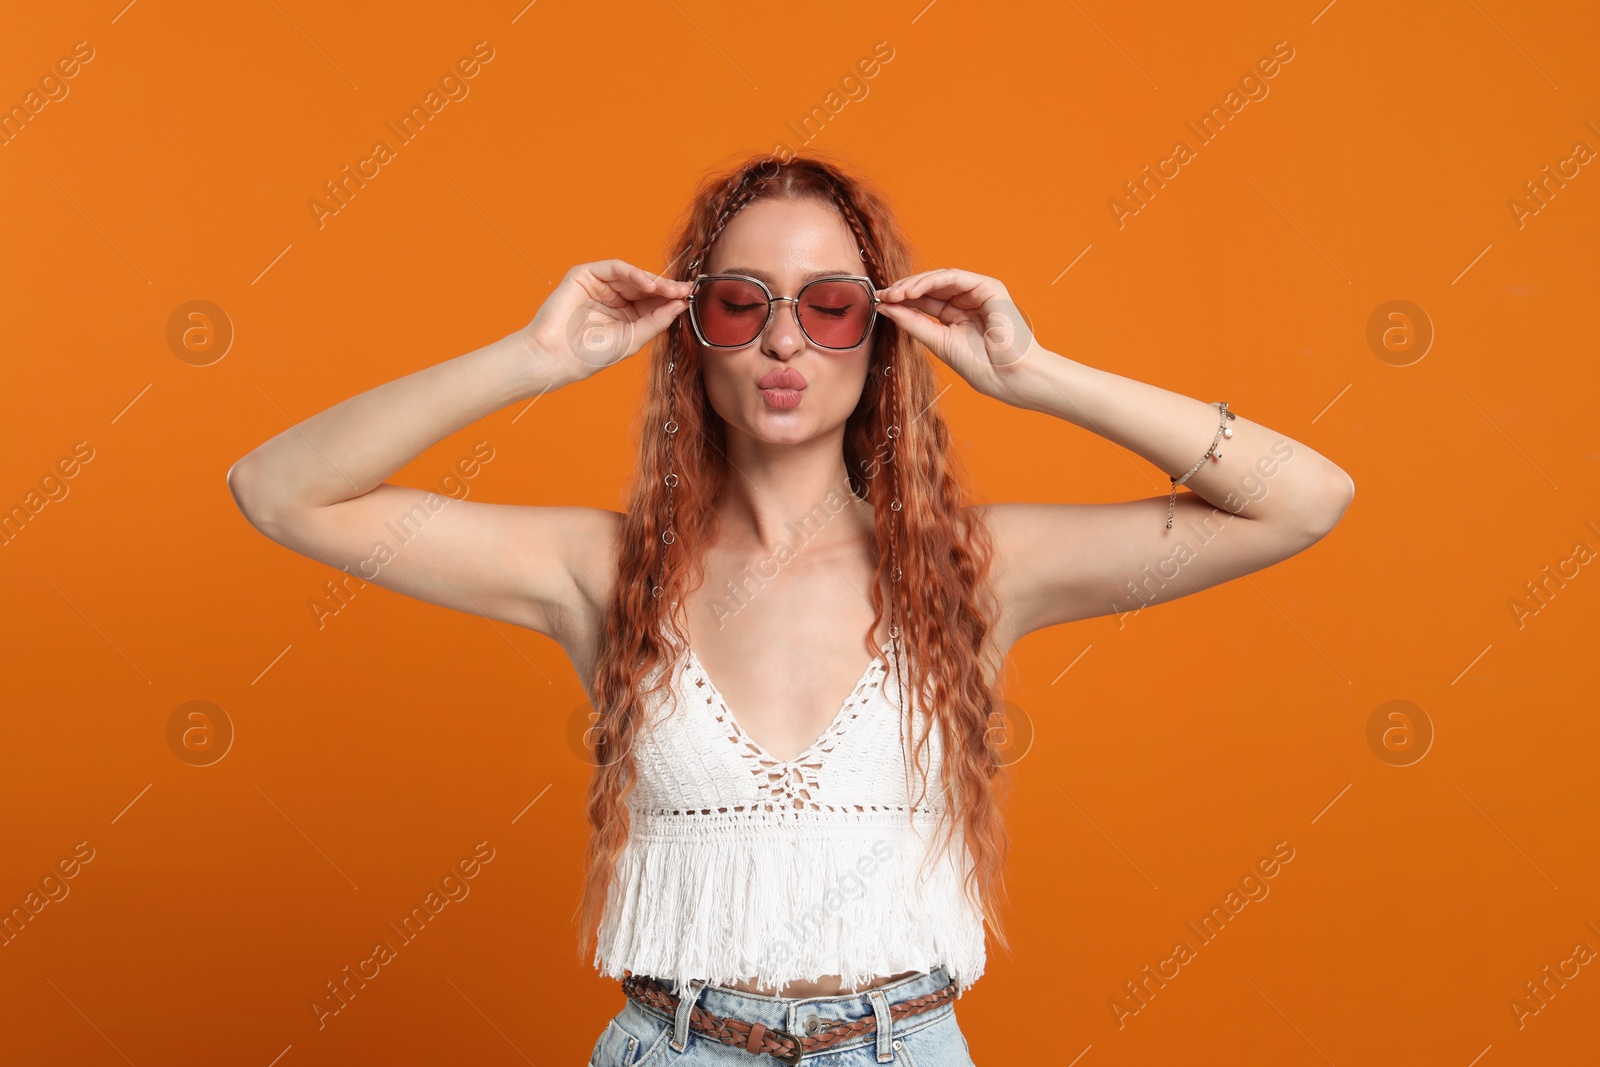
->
<box><xmin>619</xmin><ymin>972</ymin><xmax>959</xmax><ymax>1065</ymax></box>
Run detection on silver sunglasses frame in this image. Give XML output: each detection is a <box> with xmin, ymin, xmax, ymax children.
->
<box><xmin>685</xmin><ymin>273</ymin><xmax>881</xmax><ymax>351</ymax></box>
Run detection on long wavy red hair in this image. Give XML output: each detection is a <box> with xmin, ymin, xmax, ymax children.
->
<box><xmin>575</xmin><ymin>151</ymin><xmax>1013</xmax><ymax>972</ymax></box>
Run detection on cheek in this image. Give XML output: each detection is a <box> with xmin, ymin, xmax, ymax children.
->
<box><xmin>825</xmin><ymin>362</ymin><xmax>874</xmax><ymax>416</ymax></box>
<box><xmin>846</xmin><ymin>354</ymin><xmax>875</xmax><ymax>398</ymax></box>
<box><xmin>697</xmin><ymin>356</ymin><xmax>745</xmax><ymax>415</ymax></box>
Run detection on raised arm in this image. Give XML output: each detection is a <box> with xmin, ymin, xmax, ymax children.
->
<box><xmin>225</xmin><ymin>260</ymin><xmax>692</xmax><ymax>644</ymax></box>
<box><xmin>874</xmin><ymin>267</ymin><xmax>1354</xmax><ymax>648</ymax></box>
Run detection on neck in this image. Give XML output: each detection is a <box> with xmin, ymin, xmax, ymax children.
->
<box><xmin>715</xmin><ymin>430</ymin><xmax>871</xmax><ymax>556</ymax></box>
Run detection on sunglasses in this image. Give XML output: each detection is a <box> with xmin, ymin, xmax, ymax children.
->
<box><xmin>685</xmin><ymin>273</ymin><xmax>880</xmax><ymax>351</ymax></box>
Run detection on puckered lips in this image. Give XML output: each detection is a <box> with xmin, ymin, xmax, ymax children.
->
<box><xmin>758</xmin><ymin>368</ymin><xmax>808</xmax><ymax>390</ymax></box>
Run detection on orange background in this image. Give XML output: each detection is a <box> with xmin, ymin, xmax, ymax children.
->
<box><xmin>3</xmin><ymin>1</ymin><xmax>1598</xmax><ymax>1064</ymax></box>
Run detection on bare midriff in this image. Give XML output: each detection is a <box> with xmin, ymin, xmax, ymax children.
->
<box><xmin>721</xmin><ymin>968</ymin><xmax>923</xmax><ymax>998</ymax></box>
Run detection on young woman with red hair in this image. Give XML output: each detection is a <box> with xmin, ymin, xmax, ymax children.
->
<box><xmin>229</xmin><ymin>153</ymin><xmax>1353</xmax><ymax>1065</ymax></box>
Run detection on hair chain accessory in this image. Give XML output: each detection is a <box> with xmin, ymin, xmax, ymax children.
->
<box><xmin>652</xmin><ymin>355</ymin><xmax>679</xmax><ymax>599</ymax></box>
<box><xmin>885</xmin><ymin>361</ymin><xmax>901</xmax><ymax>659</ymax></box>
<box><xmin>1166</xmin><ymin>402</ymin><xmax>1236</xmax><ymax>530</ymax></box>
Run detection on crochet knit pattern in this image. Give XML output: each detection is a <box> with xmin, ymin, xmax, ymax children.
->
<box><xmin>592</xmin><ymin>620</ymin><xmax>987</xmax><ymax>997</ymax></box>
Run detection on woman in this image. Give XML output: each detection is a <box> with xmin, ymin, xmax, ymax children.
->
<box><xmin>228</xmin><ymin>153</ymin><xmax>1353</xmax><ymax>1065</ymax></box>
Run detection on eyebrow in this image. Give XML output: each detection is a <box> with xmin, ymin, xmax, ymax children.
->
<box><xmin>716</xmin><ymin>267</ymin><xmax>861</xmax><ymax>283</ymax></box>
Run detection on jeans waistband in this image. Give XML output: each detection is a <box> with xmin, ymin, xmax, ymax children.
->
<box><xmin>629</xmin><ymin>966</ymin><xmax>957</xmax><ymax>1049</ymax></box>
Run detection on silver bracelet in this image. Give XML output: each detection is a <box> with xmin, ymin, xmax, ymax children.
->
<box><xmin>1167</xmin><ymin>402</ymin><xmax>1236</xmax><ymax>529</ymax></box>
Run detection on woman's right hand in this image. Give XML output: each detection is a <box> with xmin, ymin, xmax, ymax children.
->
<box><xmin>516</xmin><ymin>259</ymin><xmax>692</xmax><ymax>384</ymax></box>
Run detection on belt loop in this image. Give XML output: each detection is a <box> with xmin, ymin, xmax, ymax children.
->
<box><xmin>868</xmin><ymin>989</ymin><xmax>894</xmax><ymax>1062</ymax></box>
<box><xmin>671</xmin><ymin>979</ymin><xmax>706</xmax><ymax>1052</ymax></box>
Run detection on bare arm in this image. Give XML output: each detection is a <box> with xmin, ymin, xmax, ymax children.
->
<box><xmin>986</xmin><ymin>359</ymin><xmax>1354</xmax><ymax>644</ymax></box>
<box><xmin>225</xmin><ymin>260</ymin><xmax>692</xmax><ymax>642</ymax></box>
<box><xmin>875</xmin><ymin>268</ymin><xmax>1354</xmax><ymax>649</ymax></box>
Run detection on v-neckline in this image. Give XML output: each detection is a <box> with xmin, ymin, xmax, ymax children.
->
<box><xmin>684</xmin><ymin>639</ymin><xmax>892</xmax><ymax>766</ymax></box>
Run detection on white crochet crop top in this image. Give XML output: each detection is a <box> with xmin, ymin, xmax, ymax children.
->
<box><xmin>591</xmin><ymin>620</ymin><xmax>987</xmax><ymax>997</ymax></box>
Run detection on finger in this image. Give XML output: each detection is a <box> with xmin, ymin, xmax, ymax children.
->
<box><xmin>879</xmin><ymin>270</ymin><xmax>1002</xmax><ymax>314</ymax></box>
<box><xmin>901</xmin><ymin>268</ymin><xmax>1004</xmax><ymax>304</ymax></box>
<box><xmin>617</xmin><ymin>261</ymin><xmax>674</xmax><ymax>303</ymax></box>
<box><xmin>657</xmin><ymin>279</ymin><xmax>693</xmax><ymax>300</ymax></box>
<box><xmin>585</xmin><ymin>259</ymin><xmax>658</xmax><ymax>287</ymax></box>
<box><xmin>635</xmin><ymin>262</ymin><xmax>693</xmax><ymax>297</ymax></box>
<box><xmin>878</xmin><ymin>267</ymin><xmax>965</xmax><ymax>299</ymax></box>
<box><xmin>895</xmin><ymin>293</ymin><xmax>959</xmax><ymax>321</ymax></box>
<box><xmin>875</xmin><ymin>268</ymin><xmax>948</xmax><ymax>300</ymax></box>
<box><xmin>571</xmin><ymin>295</ymin><xmax>686</xmax><ymax>367</ymax></box>
<box><xmin>586</xmin><ymin>260</ymin><xmax>691</xmax><ymax>304</ymax></box>
<box><xmin>639</xmin><ymin>296</ymin><xmax>690</xmax><ymax>337</ymax></box>
<box><xmin>876</xmin><ymin>301</ymin><xmax>948</xmax><ymax>357</ymax></box>
<box><xmin>571</xmin><ymin>261</ymin><xmax>640</xmax><ymax>307</ymax></box>
<box><xmin>896</xmin><ymin>294</ymin><xmax>993</xmax><ymax>335</ymax></box>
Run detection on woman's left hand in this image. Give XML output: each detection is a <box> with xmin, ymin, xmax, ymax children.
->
<box><xmin>874</xmin><ymin>268</ymin><xmax>1042</xmax><ymax>404</ymax></box>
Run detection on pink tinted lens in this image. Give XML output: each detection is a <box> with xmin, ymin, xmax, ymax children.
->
<box><xmin>798</xmin><ymin>280</ymin><xmax>873</xmax><ymax>348</ymax></box>
<box><xmin>696</xmin><ymin>278</ymin><xmax>769</xmax><ymax>346</ymax></box>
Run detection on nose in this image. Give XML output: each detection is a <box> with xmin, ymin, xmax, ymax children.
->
<box><xmin>760</xmin><ymin>296</ymin><xmax>806</xmax><ymax>360</ymax></box>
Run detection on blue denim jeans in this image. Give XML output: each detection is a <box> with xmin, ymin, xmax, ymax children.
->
<box><xmin>588</xmin><ymin>966</ymin><xmax>977</xmax><ymax>1066</ymax></box>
